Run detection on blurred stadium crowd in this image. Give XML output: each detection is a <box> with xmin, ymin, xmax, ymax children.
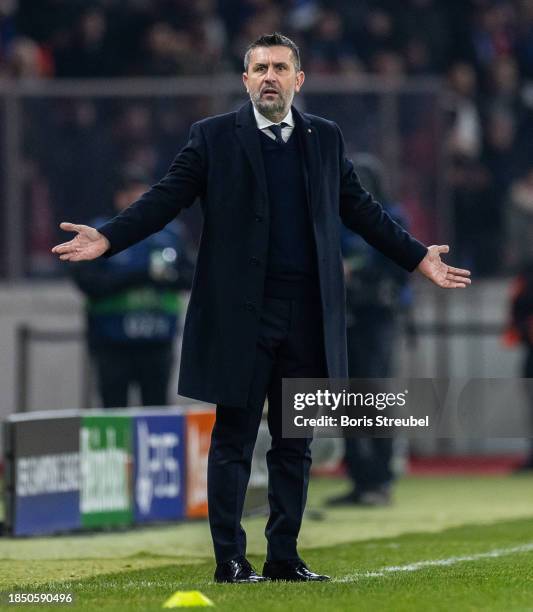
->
<box><xmin>2</xmin><ymin>0</ymin><xmax>533</xmax><ymax>80</ymax></box>
<box><xmin>2</xmin><ymin>0</ymin><xmax>533</xmax><ymax>275</ymax></box>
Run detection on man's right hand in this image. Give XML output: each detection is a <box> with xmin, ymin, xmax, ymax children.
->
<box><xmin>51</xmin><ymin>222</ymin><xmax>110</xmax><ymax>261</ymax></box>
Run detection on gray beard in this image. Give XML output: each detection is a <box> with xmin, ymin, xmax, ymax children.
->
<box><xmin>250</xmin><ymin>90</ymin><xmax>292</xmax><ymax>122</ymax></box>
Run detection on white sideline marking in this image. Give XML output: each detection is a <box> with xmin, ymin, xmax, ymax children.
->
<box><xmin>334</xmin><ymin>543</ymin><xmax>533</xmax><ymax>583</ymax></box>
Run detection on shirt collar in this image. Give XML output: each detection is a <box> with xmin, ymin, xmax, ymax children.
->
<box><xmin>252</xmin><ymin>105</ymin><xmax>294</xmax><ymax>130</ymax></box>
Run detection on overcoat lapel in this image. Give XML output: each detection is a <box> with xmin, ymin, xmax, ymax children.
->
<box><xmin>235</xmin><ymin>102</ymin><xmax>268</xmax><ymax>215</ymax></box>
<box><xmin>293</xmin><ymin>105</ymin><xmax>322</xmax><ymax>217</ymax></box>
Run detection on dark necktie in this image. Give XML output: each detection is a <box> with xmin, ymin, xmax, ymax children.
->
<box><xmin>269</xmin><ymin>122</ymin><xmax>288</xmax><ymax>144</ymax></box>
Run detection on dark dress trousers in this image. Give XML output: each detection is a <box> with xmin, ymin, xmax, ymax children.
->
<box><xmin>98</xmin><ymin>101</ymin><xmax>427</xmax><ymax>562</ymax></box>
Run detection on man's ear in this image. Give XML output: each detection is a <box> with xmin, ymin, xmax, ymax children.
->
<box><xmin>242</xmin><ymin>72</ymin><xmax>249</xmax><ymax>93</ymax></box>
<box><xmin>295</xmin><ymin>70</ymin><xmax>305</xmax><ymax>93</ymax></box>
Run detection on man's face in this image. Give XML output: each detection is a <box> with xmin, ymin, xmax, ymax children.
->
<box><xmin>243</xmin><ymin>46</ymin><xmax>305</xmax><ymax>119</ymax></box>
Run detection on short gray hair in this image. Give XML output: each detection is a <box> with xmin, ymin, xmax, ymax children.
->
<box><xmin>244</xmin><ymin>32</ymin><xmax>301</xmax><ymax>72</ymax></box>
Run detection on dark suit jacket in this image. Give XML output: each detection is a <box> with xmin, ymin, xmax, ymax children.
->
<box><xmin>98</xmin><ymin>101</ymin><xmax>427</xmax><ymax>408</ymax></box>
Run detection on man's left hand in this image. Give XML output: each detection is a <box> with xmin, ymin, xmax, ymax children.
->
<box><xmin>417</xmin><ymin>245</ymin><xmax>471</xmax><ymax>288</ymax></box>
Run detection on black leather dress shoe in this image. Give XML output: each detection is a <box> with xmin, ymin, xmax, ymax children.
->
<box><xmin>262</xmin><ymin>559</ymin><xmax>330</xmax><ymax>582</ymax></box>
<box><xmin>214</xmin><ymin>557</ymin><xmax>267</xmax><ymax>583</ymax></box>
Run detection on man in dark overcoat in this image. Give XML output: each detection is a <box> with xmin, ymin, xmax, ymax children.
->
<box><xmin>52</xmin><ymin>33</ymin><xmax>470</xmax><ymax>582</ymax></box>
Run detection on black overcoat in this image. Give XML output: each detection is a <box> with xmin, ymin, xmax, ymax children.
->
<box><xmin>98</xmin><ymin>101</ymin><xmax>427</xmax><ymax>408</ymax></box>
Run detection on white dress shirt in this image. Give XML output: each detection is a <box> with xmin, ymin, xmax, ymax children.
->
<box><xmin>252</xmin><ymin>106</ymin><xmax>295</xmax><ymax>143</ymax></box>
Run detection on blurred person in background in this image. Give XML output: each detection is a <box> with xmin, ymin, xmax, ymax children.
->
<box><xmin>113</xmin><ymin>103</ymin><xmax>159</xmax><ymax>173</ymax></box>
<box><xmin>504</xmin><ymin>163</ymin><xmax>533</xmax><ymax>470</ymax></box>
<box><xmin>371</xmin><ymin>49</ymin><xmax>406</xmax><ymax>79</ymax></box>
<box><xmin>445</xmin><ymin>62</ymin><xmax>490</xmax><ymax>274</ymax></box>
<box><xmin>306</xmin><ymin>8</ymin><xmax>361</xmax><ymax>75</ymax></box>
<box><xmin>504</xmin><ymin>258</ymin><xmax>533</xmax><ymax>471</ymax></box>
<box><xmin>481</xmin><ymin>108</ymin><xmax>520</xmax><ymax>269</ymax></box>
<box><xmin>355</xmin><ymin>6</ymin><xmax>400</xmax><ymax>69</ymax></box>
<box><xmin>484</xmin><ymin>56</ymin><xmax>522</xmax><ymax>118</ymax></box>
<box><xmin>2</xmin><ymin>36</ymin><xmax>51</xmax><ymax>78</ymax></box>
<box><xmin>53</xmin><ymin>6</ymin><xmax>113</xmax><ymax>77</ymax></box>
<box><xmin>446</xmin><ymin>62</ymin><xmax>483</xmax><ymax>164</ymax></box>
<box><xmin>505</xmin><ymin>166</ymin><xmax>533</xmax><ymax>270</ymax></box>
<box><xmin>469</xmin><ymin>2</ymin><xmax>517</xmax><ymax>75</ymax></box>
<box><xmin>140</xmin><ymin>22</ymin><xmax>213</xmax><ymax>76</ymax></box>
<box><xmin>398</xmin><ymin>0</ymin><xmax>451</xmax><ymax>73</ymax></box>
<box><xmin>71</xmin><ymin>166</ymin><xmax>194</xmax><ymax>408</ymax></box>
<box><xmin>327</xmin><ymin>154</ymin><xmax>411</xmax><ymax>507</ymax></box>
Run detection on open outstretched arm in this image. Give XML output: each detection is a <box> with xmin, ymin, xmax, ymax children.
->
<box><xmin>416</xmin><ymin>244</ymin><xmax>471</xmax><ymax>288</ymax></box>
<box><xmin>52</xmin><ymin>122</ymin><xmax>207</xmax><ymax>261</ymax></box>
<box><xmin>52</xmin><ymin>223</ymin><xmax>110</xmax><ymax>261</ymax></box>
<box><xmin>336</xmin><ymin>126</ymin><xmax>471</xmax><ymax>289</ymax></box>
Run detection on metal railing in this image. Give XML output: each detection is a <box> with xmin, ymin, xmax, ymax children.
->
<box><xmin>15</xmin><ymin>325</ymin><xmax>91</xmax><ymax>413</ymax></box>
<box><xmin>15</xmin><ymin>317</ymin><xmax>509</xmax><ymax>413</ymax></box>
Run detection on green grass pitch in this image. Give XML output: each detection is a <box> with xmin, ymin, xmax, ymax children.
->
<box><xmin>1</xmin><ymin>476</ymin><xmax>533</xmax><ymax>611</ymax></box>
